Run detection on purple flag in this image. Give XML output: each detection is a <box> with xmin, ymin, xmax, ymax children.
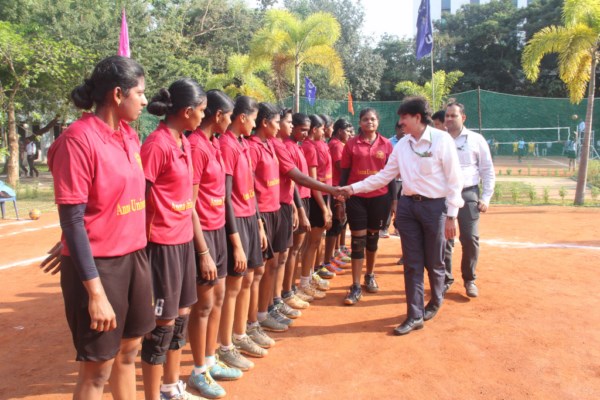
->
<box><xmin>416</xmin><ymin>0</ymin><xmax>433</xmax><ymax>60</ymax></box>
<box><xmin>118</xmin><ymin>9</ymin><xmax>130</xmax><ymax>58</ymax></box>
<box><xmin>305</xmin><ymin>76</ymin><xmax>316</xmax><ymax>106</ymax></box>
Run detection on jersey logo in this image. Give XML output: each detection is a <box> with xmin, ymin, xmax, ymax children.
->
<box><xmin>134</xmin><ymin>153</ymin><xmax>143</xmax><ymax>169</ymax></box>
<box><xmin>376</xmin><ymin>150</ymin><xmax>385</xmax><ymax>159</ymax></box>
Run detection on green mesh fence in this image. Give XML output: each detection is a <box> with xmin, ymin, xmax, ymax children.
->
<box><xmin>282</xmin><ymin>97</ymin><xmax>402</xmax><ymax>139</ymax></box>
<box><xmin>451</xmin><ymin>89</ymin><xmax>597</xmax><ymax>156</ymax></box>
<box><xmin>136</xmin><ymin>90</ymin><xmax>599</xmax><ymax>158</ymax></box>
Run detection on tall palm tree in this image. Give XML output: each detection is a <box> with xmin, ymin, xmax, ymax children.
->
<box><xmin>205</xmin><ymin>53</ymin><xmax>275</xmax><ymax>102</ymax></box>
<box><xmin>394</xmin><ymin>70</ymin><xmax>464</xmax><ymax>111</ymax></box>
<box><xmin>522</xmin><ymin>0</ymin><xmax>600</xmax><ymax>205</ymax></box>
<box><xmin>250</xmin><ymin>9</ymin><xmax>344</xmax><ymax>111</ymax></box>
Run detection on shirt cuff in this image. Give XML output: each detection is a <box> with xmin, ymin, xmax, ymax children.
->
<box><xmin>350</xmin><ymin>182</ymin><xmax>363</xmax><ymax>194</ymax></box>
<box><xmin>447</xmin><ymin>205</ymin><xmax>458</xmax><ymax>218</ymax></box>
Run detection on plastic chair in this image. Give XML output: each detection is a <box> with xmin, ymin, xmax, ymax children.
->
<box><xmin>0</xmin><ymin>180</ymin><xmax>19</xmax><ymax>219</ymax></box>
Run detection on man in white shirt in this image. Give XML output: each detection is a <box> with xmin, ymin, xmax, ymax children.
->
<box><xmin>25</xmin><ymin>137</ymin><xmax>39</xmax><ymax>178</ymax></box>
<box><xmin>443</xmin><ymin>103</ymin><xmax>495</xmax><ymax>299</ymax></box>
<box><xmin>340</xmin><ymin>97</ymin><xmax>464</xmax><ymax>336</ymax></box>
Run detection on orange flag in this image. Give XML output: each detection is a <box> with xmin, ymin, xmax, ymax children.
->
<box><xmin>348</xmin><ymin>91</ymin><xmax>354</xmax><ymax>115</ymax></box>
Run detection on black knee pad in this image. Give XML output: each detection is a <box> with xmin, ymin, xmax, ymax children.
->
<box><xmin>141</xmin><ymin>324</ymin><xmax>174</xmax><ymax>365</ymax></box>
<box><xmin>351</xmin><ymin>235</ymin><xmax>366</xmax><ymax>260</ymax></box>
<box><xmin>169</xmin><ymin>314</ymin><xmax>190</xmax><ymax>350</ymax></box>
<box><xmin>366</xmin><ymin>231</ymin><xmax>379</xmax><ymax>252</ymax></box>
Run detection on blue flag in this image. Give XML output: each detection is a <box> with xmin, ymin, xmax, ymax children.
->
<box><xmin>416</xmin><ymin>0</ymin><xmax>433</xmax><ymax>60</ymax></box>
<box><xmin>305</xmin><ymin>76</ymin><xmax>316</xmax><ymax>106</ymax></box>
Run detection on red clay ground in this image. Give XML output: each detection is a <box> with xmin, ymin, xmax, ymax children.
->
<box><xmin>1</xmin><ymin>206</ymin><xmax>600</xmax><ymax>399</ymax></box>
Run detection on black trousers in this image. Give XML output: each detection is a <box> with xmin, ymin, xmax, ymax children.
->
<box><xmin>444</xmin><ymin>186</ymin><xmax>480</xmax><ymax>285</ymax></box>
<box><xmin>396</xmin><ymin>196</ymin><xmax>446</xmax><ymax>319</ymax></box>
<box><xmin>27</xmin><ymin>155</ymin><xmax>38</xmax><ymax>177</ymax></box>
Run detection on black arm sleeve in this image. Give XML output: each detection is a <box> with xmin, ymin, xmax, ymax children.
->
<box><xmin>388</xmin><ymin>179</ymin><xmax>397</xmax><ymax>199</ymax></box>
<box><xmin>339</xmin><ymin>168</ymin><xmax>351</xmax><ymax>187</ymax></box>
<box><xmin>58</xmin><ymin>204</ymin><xmax>98</xmax><ymax>281</ymax></box>
<box><xmin>225</xmin><ymin>175</ymin><xmax>239</xmax><ymax>235</ymax></box>
<box><xmin>293</xmin><ymin>186</ymin><xmax>303</xmax><ymax>209</ymax></box>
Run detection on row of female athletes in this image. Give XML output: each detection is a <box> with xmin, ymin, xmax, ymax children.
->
<box><xmin>44</xmin><ymin>55</ymin><xmax>396</xmax><ymax>400</ymax></box>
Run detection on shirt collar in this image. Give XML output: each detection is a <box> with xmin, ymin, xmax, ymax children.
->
<box><xmin>83</xmin><ymin>112</ymin><xmax>129</xmax><ymax>144</ymax></box>
<box><xmin>156</xmin><ymin>121</ymin><xmax>190</xmax><ymax>153</ymax></box>
<box><xmin>224</xmin><ymin>129</ymin><xmax>249</xmax><ymax>150</ymax></box>
<box><xmin>356</xmin><ymin>132</ymin><xmax>382</xmax><ymax>145</ymax></box>
<box><xmin>408</xmin><ymin>125</ymin><xmax>432</xmax><ymax>144</ymax></box>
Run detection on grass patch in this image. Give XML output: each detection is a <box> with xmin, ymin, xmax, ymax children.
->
<box><xmin>0</xmin><ymin>180</ymin><xmax>57</xmax><ymax>219</ymax></box>
<box><xmin>489</xmin><ymin>181</ymin><xmax>600</xmax><ymax>206</ymax></box>
<box><xmin>14</xmin><ymin>181</ymin><xmax>54</xmax><ymax>201</ymax></box>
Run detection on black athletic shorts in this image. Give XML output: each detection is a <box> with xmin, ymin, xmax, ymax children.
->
<box><xmin>227</xmin><ymin>214</ymin><xmax>264</xmax><ymax>277</ymax></box>
<box><xmin>308</xmin><ymin>195</ymin><xmax>330</xmax><ymax>228</ymax></box>
<box><xmin>261</xmin><ymin>210</ymin><xmax>279</xmax><ymax>260</ymax></box>
<box><xmin>295</xmin><ymin>198</ymin><xmax>311</xmax><ymax>234</ymax></box>
<box><xmin>61</xmin><ymin>249</ymin><xmax>155</xmax><ymax>362</ymax></box>
<box><xmin>346</xmin><ymin>193</ymin><xmax>392</xmax><ymax>231</ymax></box>
<box><xmin>196</xmin><ymin>226</ymin><xmax>228</xmax><ymax>286</ymax></box>
<box><xmin>146</xmin><ymin>241</ymin><xmax>198</xmax><ymax>320</ymax></box>
<box><xmin>273</xmin><ymin>203</ymin><xmax>294</xmax><ymax>252</ymax></box>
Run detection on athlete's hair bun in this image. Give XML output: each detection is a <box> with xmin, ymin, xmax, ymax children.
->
<box><xmin>70</xmin><ymin>78</ymin><xmax>95</xmax><ymax>110</ymax></box>
<box><xmin>147</xmin><ymin>88</ymin><xmax>172</xmax><ymax>116</ymax></box>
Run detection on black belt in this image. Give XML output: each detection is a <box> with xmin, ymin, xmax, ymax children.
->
<box><xmin>462</xmin><ymin>185</ymin><xmax>479</xmax><ymax>192</ymax></box>
<box><xmin>404</xmin><ymin>194</ymin><xmax>441</xmax><ymax>202</ymax></box>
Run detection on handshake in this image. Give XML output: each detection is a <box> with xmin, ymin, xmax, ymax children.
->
<box><xmin>329</xmin><ymin>186</ymin><xmax>354</xmax><ymax>202</ymax></box>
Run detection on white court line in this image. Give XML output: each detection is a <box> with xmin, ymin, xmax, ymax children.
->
<box><xmin>0</xmin><ymin>220</ymin><xmax>31</xmax><ymax>228</ymax></box>
<box><xmin>0</xmin><ymin>255</ymin><xmax>47</xmax><ymax>271</ymax></box>
<box><xmin>2</xmin><ymin>237</ymin><xmax>598</xmax><ymax>272</ymax></box>
<box><xmin>0</xmin><ymin>223</ymin><xmax>60</xmax><ymax>239</ymax></box>
<box><xmin>539</xmin><ymin>157</ymin><xmax>569</xmax><ymax>167</ymax></box>
<box><xmin>481</xmin><ymin>239</ymin><xmax>600</xmax><ymax>251</ymax></box>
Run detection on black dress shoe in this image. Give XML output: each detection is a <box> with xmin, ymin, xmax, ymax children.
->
<box><xmin>442</xmin><ymin>282</ymin><xmax>452</xmax><ymax>297</ymax></box>
<box><xmin>424</xmin><ymin>302</ymin><xmax>440</xmax><ymax>321</ymax></box>
<box><xmin>393</xmin><ymin>317</ymin><xmax>424</xmax><ymax>335</ymax></box>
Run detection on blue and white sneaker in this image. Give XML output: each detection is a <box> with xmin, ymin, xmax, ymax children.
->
<box><xmin>188</xmin><ymin>371</ymin><xmax>225</xmax><ymax>399</ymax></box>
<box><xmin>209</xmin><ymin>359</ymin><xmax>243</xmax><ymax>381</ymax></box>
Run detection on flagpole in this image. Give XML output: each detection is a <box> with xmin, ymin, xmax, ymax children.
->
<box><xmin>430</xmin><ymin>42</ymin><xmax>435</xmax><ymax>109</ymax></box>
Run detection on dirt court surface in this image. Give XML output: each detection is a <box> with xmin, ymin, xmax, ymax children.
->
<box><xmin>1</xmin><ymin>206</ymin><xmax>600</xmax><ymax>400</ymax></box>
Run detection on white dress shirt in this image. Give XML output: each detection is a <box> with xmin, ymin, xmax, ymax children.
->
<box><xmin>351</xmin><ymin>126</ymin><xmax>464</xmax><ymax>217</ymax></box>
<box><xmin>453</xmin><ymin>128</ymin><xmax>495</xmax><ymax>206</ymax></box>
<box><xmin>26</xmin><ymin>141</ymin><xmax>36</xmax><ymax>157</ymax></box>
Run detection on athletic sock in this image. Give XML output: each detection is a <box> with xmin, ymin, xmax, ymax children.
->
<box><xmin>193</xmin><ymin>365</ymin><xmax>207</xmax><ymax>375</ymax></box>
<box><xmin>300</xmin><ymin>275</ymin><xmax>311</xmax><ymax>287</ymax></box>
<box><xmin>205</xmin><ymin>355</ymin><xmax>216</xmax><ymax>367</ymax></box>
<box><xmin>232</xmin><ymin>333</ymin><xmax>247</xmax><ymax>341</ymax></box>
<box><xmin>273</xmin><ymin>296</ymin><xmax>283</xmax><ymax>305</ymax></box>
<box><xmin>160</xmin><ymin>382</ymin><xmax>179</xmax><ymax>397</ymax></box>
<box><xmin>257</xmin><ymin>312</ymin><xmax>268</xmax><ymax>322</ymax></box>
<box><xmin>220</xmin><ymin>344</ymin><xmax>234</xmax><ymax>352</ymax></box>
<box><xmin>247</xmin><ymin>320</ymin><xmax>260</xmax><ymax>328</ymax></box>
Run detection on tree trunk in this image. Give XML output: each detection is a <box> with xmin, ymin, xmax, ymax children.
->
<box><xmin>6</xmin><ymin>98</ymin><xmax>19</xmax><ymax>187</ymax></box>
<box><xmin>574</xmin><ymin>54</ymin><xmax>596</xmax><ymax>205</ymax></box>
<box><xmin>294</xmin><ymin>62</ymin><xmax>300</xmax><ymax>113</ymax></box>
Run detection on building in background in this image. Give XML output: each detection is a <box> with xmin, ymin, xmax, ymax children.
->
<box><xmin>412</xmin><ymin>0</ymin><xmax>534</xmax><ymax>35</ymax></box>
